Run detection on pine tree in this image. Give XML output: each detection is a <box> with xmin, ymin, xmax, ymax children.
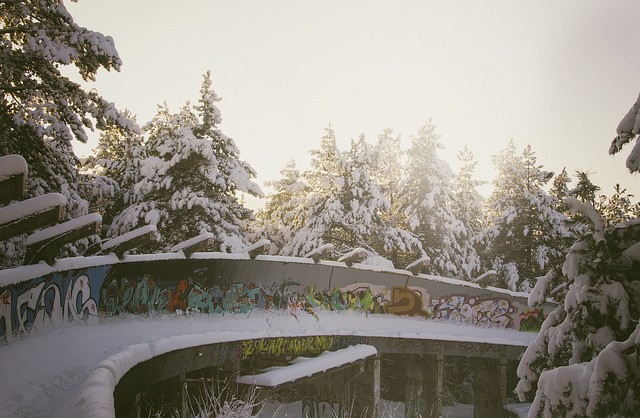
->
<box><xmin>479</xmin><ymin>142</ymin><xmax>573</xmax><ymax>291</ymax></box>
<box><xmin>549</xmin><ymin>167</ymin><xmax>571</xmax><ymax>214</ymax></box>
<box><xmin>0</xmin><ymin>0</ymin><xmax>137</xmax><ymax>267</ymax></box>
<box><xmin>571</xmin><ymin>170</ymin><xmax>600</xmax><ymax>206</ymax></box>
<box><xmin>610</xmin><ymin>92</ymin><xmax>640</xmax><ymax>173</ymax></box>
<box><xmin>597</xmin><ymin>184</ymin><xmax>640</xmax><ymax>228</ymax></box>
<box><xmin>400</xmin><ymin>121</ymin><xmax>465</xmax><ymax>278</ymax></box>
<box><xmin>517</xmin><ymin>199</ymin><xmax>640</xmax><ymax>416</ymax></box>
<box><xmin>518</xmin><ymin>93</ymin><xmax>640</xmax><ymax>417</ymax></box>
<box><xmin>281</xmin><ymin>127</ymin><xmax>345</xmax><ymax>256</ymax></box>
<box><xmin>451</xmin><ymin>146</ymin><xmax>484</xmax><ymax>279</ymax></box>
<box><xmin>256</xmin><ymin>160</ymin><xmax>307</xmax><ymax>254</ymax></box>
<box><xmin>282</xmin><ymin>128</ymin><xmax>420</xmax><ymax>263</ymax></box>
<box><xmin>110</xmin><ymin>73</ymin><xmax>262</xmax><ymax>252</ymax></box>
<box><xmin>80</xmin><ymin>114</ymin><xmax>144</xmax><ymax>236</ymax></box>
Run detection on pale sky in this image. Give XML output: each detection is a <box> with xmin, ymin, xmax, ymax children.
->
<box><xmin>67</xmin><ymin>1</ymin><xmax>640</xmax><ymax>210</ymax></box>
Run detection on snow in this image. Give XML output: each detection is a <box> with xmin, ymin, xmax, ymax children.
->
<box><xmin>503</xmin><ymin>402</ymin><xmax>531</xmax><ymax>418</ymax></box>
<box><xmin>25</xmin><ymin>213</ymin><xmax>102</xmax><ymax>246</ymax></box>
<box><xmin>564</xmin><ymin>197</ymin><xmax>604</xmax><ymax>242</ymax></box>
<box><xmin>0</xmin><ymin>193</ymin><xmax>66</xmax><ymax>225</ymax></box>
<box><xmin>0</xmin><ymin>261</ymin><xmax>54</xmax><ymax>287</ymax></box>
<box><xmin>337</xmin><ymin>247</ymin><xmax>368</xmax><ymax>264</ymax></box>
<box><xmin>0</xmin><ymin>154</ymin><xmax>28</xmax><ymax>180</ymax></box>
<box><xmin>236</xmin><ymin>344</ymin><xmax>377</xmax><ymax>387</ymax></box>
<box><xmin>244</xmin><ymin>238</ymin><xmax>271</xmax><ymax>254</ymax></box>
<box><xmin>53</xmin><ymin>255</ymin><xmax>120</xmax><ymax>272</ymax></box>
<box><xmin>0</xmin><ymin>310</ymin><xmax>536</xmax><ymax>417</ymax></box>
<box><xmin>405</xmin><ymin>255</ymin><xmax>430</xmax><ymax>272</ymax></box>
<box><xmin>615</xmin><ymin>92</ymin><xmax>640</xmax><ymax>135</ymax></box>
<box><xmin>168</xmin><ymin>231</ymin><xmax>213</xmax><ymax>253</ymax></box>
<box><xmin>102</xmin><ymin>225</ymin><xmax>158</xmax><ymax>252</ymax></box>
<box><xmin>360</xmin><ymin>254</ymin><xmax>395</xmax><ymax>269</ymax></box>
<box><xmin>303</xmin><ymin>243</ymin><xmax>334</xmax><ymax>259</ymax></box>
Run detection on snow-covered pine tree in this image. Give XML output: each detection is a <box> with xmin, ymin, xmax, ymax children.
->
<box><xmin>610</xmin><ymin>91</ymin><xmax>640</xmax><ymax>173</ymax></box>
<box><xmin>479</xmin><ymin>142</ymin><xmax>574</xmax><ymax>291</ymax></box>
<box><xmin>80</xmin><ymin>114</ymin><xmax>144</xmax><ymax>236</ymax></box>
<box><xmin>281</xmin><ymin>126</ymin><xmax>345</xmax><ymax>257</ymax></box>
<box><xmin>0</xmin><ymin>0</ymin><xmax>137</xmax><ymax>267</ymax></box>
<box><xmin>571</xmin><ymin>170</ymin><xmax>600</xmax><ymax>206</ymax></box>
<box><xmin>518</xmin><ymin>199</ymin><xmax>640</xmax><ymax>416</ymax></box>
<box><xmin>549</xmin><ymin>168</ymin><xmax>571</xmax><ymax>214</ymax></box>
<box><xmin>400</xmin><ymin>121</ymin><xmax>465</xmax><ymax>278</ymax></box>
<box><xmin>517</xmin><ymin>94</ymin><xmax>640</xmax><ymax>417</ymax></box>
<box><xmin>451</xmin><ymin>146</ymin><xmax>484</xmax><ymax>280</ymax></box>
<box><xmin>110</xmin><ymin>73</ymin><xmax>262</xmax><ymax>252</ymax></box>
<box><xmin>597</xmin><ymin>184</ymin><xmax>640</xmax><ymax>229</ymax></box>
<box><xmin>256</xmin><ymin>160</ymin><xmax>307</xmax><ymax>254</ymax></box>
<box><xmin>371</xmin><ymin>129</ymin><xmax>422</xmax><ymax>267</ymax></box>
<box><xmin>282</xmin><ymin>128</ymin><xmax>419</xmax><ymax>263</ymax></box>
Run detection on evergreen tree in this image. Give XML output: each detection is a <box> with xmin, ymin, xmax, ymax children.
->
<box><xmin>518</xmin><ymin>93</ymin><xmax>640</xmax><ymax>417</ymax></box>
<box><xmin>110</xmin><ymin>73</ymin><xmax>262</xmax><ymax>252</ymax></box>
<box><xmin>256</xmin><ymin>160</ymin><xmax>307</xmax><ymax>254</ymax></box>
<box><xmin>518</xmin><ymin>199</ymin><xmax>640</xmax><ymax>416</ymax></box>
<box><xmin>571</xmin><ymin>170</ymin><xmax>600</xmax><ymax>206</ymax></box>
<box><xmin>371</xmin><ymin>129</ymin><xmax>422</xmax><ymax>267</ymax></box>
<box><xmin>80</xmin><ymin>114</ymin><xmax>144</xmax><ymax>236</ymax></box>
<box><xmin>610</xmin><ymin>92</ymin><xmax>640</xmax><ymax>173</ymax></box>
<box><xmin>0</xmin><ymin>0</ymin><xmax>137</xmax><ymax>267</ymax></box>
<box><xmin>372</xmin><ymin>129</ymin><xmax>404</xmax><ymax>210</ymax></box>
<box><xmin>282</xmin><ymin>128</ymin><xmax>420</xmax><ymax>264</ymax></box>
<box><xmin>597</xmin><ymin>184</ymin><xmax>640</xmax><ymax>228</ymax></box>
<box><xmin>549</xmin><ymin>167</ymin><xmax>571</xmax><ymax>214</ymax></box>
<box><xmin>281</xmin><ymin>127</ymin><xmax>345</xmax><ymax>256</ymax></box>
<box><xmin>479</xmin><ymin>142</ymin><xmax>573</xmax><ymax>291</ymax></box>
<box><xmin>400</xmin><ymin>121</ymin><xmax>465</xmax><ymax>278</ymax></box>
<box><xmin>451</xmin><ymin>146</ymin><xmax>484</xmax><ymax>279</ymax></box>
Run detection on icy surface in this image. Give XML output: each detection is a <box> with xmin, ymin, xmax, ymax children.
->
<box><xmin>0</xmin><ymin>310</ymin><xmax>535</xmax><ymax>418</ymax></box>
<box><xmin>236</xmin><ymin>344</ymin><xmax>377</xmax><ymax>387</ymax></box>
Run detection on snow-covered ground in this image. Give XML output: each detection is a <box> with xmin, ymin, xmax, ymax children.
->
<box><xmin>0</xmin><ymin>310</ymin><xmax>535</xmax><ymax>417</ymax></box>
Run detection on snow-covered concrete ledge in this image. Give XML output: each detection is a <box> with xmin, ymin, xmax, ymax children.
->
<box><xmin>0</xmin><ymin>250</ymin><xmax>532</xmax><ymax>299</ymax></box>
<box><xmin>0</xmin><ymin>311</ymin><xmax>536</xmax><ymax>417</ymax></box>
<box><xmin>236</xmin><ymin>344</ymin><xmax>377</xmax><ymax>387</ymax></box>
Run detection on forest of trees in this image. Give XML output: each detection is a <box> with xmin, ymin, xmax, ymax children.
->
<box><xmin>2</xmin><ymin>1</ymin><xmax>640</xmax><ymax>416</ymax></box>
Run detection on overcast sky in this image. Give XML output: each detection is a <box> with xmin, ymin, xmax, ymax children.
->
<box><xmin>67</xmin><ymin>1</ymin><xmax>640</xmax><ymax>209</ymax></box>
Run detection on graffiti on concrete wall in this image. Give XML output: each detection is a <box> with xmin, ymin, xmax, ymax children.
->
<box><xmin>432</xmin><ymin>295</ymin><xmax>518</xmax><ymax>329</ymax></box>
<box><xmin>0</xmin><ymin>266</ymin><xmax>109</xmax><ymax>342</ymax></box>
<box><xmin>0</xmin><ymin>260</ymin><xmax>538</xmax><ymax>342</ymax></box>
<box><xmin>302</xmin><ymin>399</ymin><xmax>343</xmax><ymax>418</ymax></box>
<box><xmin>518</xmin><ymin>307</ymin><xmax>545</xmax><ymax>332</ymax></box>
<box><xmin>98</xmin><ymin>275</ymin><xmax>433</xmax><ymax>319</ymax></box>
<box><xmin>239</xmin><ymin>336</ymin><xmax>334</xmax><ymax>360</ymax></box>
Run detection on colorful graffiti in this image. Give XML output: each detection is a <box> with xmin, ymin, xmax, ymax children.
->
<box><xmin>1</xmin><ymin>270</ymin><xmax>103</xmax><ymax>342</ymax></box>
<box><xmin>0</xmin><ymin>259</ymin><xmax>540</xmax><ymax>343</ymax></box>
<box><xmin>432</xmin><ymin>295</ymin><xmax>518</xmax><ymax>329</ymax></box>
<box><xmin>239</xmin><ymin>336</ymin><xmax>334</xmax><ymax>360</ymax></box>
<box><xmin>98</xmin><ymin>275</ymin><xmax>433</xmax><ymax>319</ymax></box>
<box><xmin>518</xmin><ymin>307</ymin><xmax>545</xmax><ymax>332</ymax></box>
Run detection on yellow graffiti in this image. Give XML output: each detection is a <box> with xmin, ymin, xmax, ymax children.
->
<box><xmin>239</xmin><ymin>336</ymin><xmax>334</xmax><ymax>360</ymax></box>
<box><xmin>384</xmin><ymin>287</ymin><xmax>429</xmax><ymax>317</ymax></box>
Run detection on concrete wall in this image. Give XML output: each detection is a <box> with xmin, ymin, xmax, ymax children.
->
<box><xmin>0</xmin><ymin>253</ymin><xmax>552</xmax><ymax>343</ymax></box>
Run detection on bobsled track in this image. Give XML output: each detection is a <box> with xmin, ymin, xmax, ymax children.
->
<box><xmin>0</xmin><ymin>251</ymin><xmax>551</xmax><ymax>418</ymax></box>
